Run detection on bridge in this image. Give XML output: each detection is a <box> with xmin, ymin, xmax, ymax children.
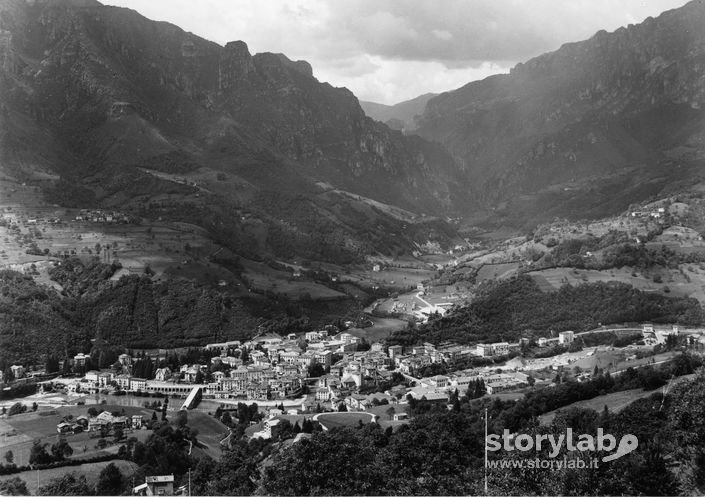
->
<box><xmin>181</xmin><ymin>386</ymin><xmax>202</xmax><ymax>410</ymax></box>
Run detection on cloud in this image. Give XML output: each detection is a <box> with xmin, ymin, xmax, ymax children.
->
<box><xmin>105</xmin><ymin>0</ymin><xmax>690</xmax><ymax>103</ymax></box>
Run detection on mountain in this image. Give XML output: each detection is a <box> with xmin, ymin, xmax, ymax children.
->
<box><xmin>416</xmin><ymin>0</ymin><xmax>705</xmax><ymax>228</ymax></box>
<box><xmin>0</xmin><ymin>0</ymin><xmax>467</xmax><ymax>263</ymax></box>
<box><xmin>360</xmin><ymin>93</ymin><xmax>436</xmax><ymax>132</ymax></box>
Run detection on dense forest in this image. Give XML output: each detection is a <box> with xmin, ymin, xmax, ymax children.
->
<box><xmin>388</xmin><ymin>275</ymin><xmax>703</xmax><ymax>346</ymax></box>
<box><xmin>0</xmin><ymin>269</ymin><xmax>82</xmax><ymax>372</ymax></box>
<box><xmin>0</xmin><ymin>257</ymin><xmax>353</xmax><ymax>367</ymax></box>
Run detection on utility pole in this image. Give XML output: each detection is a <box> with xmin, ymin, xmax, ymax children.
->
<box><xmin>484</xmin><ymin>407</ymin><xmax>488</xmax><ymax>495</ymax></box>
<box><xmin>188</xmin><ymin>468</ymin><xmax>191</xmax><ymax>497</ymax></box>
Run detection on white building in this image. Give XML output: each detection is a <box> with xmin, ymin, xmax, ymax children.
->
<box><xmin>559</xmin><ymin>331</ymin><xmax>575</xmax><ymax>345</ymax></box>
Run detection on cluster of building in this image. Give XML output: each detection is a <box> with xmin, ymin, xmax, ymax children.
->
<box><xmin>56</xmin><ymin>411</ymin><xmax>143</xmax><ymax>435</ymax></box>
<box><xmin>388</xmin><ymin>339</ymin><xmax>524</xmax><ymax>375</ymax></box>
<box><xmin>536</xmin><ymin>330</ymin><xmax>575</xmax><ymax>348</ymax></box>
<box><xmin>50</xmin><ymin>325</ymin><xmax>615</xmax><ymax>414</ymax></box>
<box><xmin>630</xmin><ymin>206</ymin><xmax>666</xmax><ymax>220</ymax></box>
<box><xmin>74</xmin><ymin>209</ymin><xmax>130</xmax><ymax>224</ymax></box>
<box><xmin>63</xmin><ymin>331</ymin><xmax>381</xmax><ymax>402</ymax></box>
<box><xmin>406</xmin><ymin>369</ymin><xmax>531</xmax><ymax>400</ymax></box>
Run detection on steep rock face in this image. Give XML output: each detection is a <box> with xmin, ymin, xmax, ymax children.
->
<box><xmin>416</xmin><ymin>0</ymin><xmax>705</xmax><ymax>224</ymax></box>
<box><xmin>0</xmin><ymin>0</ymin><xmax>465</xmax><ymax>214</ymax></box>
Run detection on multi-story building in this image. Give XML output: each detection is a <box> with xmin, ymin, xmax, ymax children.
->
<box><xmin>130</xmin><ymin>378</ymin><xmax>147</xmax><ymax>391</ymax></box>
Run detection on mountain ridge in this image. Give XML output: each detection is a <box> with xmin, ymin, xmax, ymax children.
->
<box><xmin>416</xmin><ymin>0</ymin><xmax>705</xmax><ymax>227</ymax></box>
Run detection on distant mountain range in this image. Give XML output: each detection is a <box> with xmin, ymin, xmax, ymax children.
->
<box><xmin>360</xmin><ymin>93</ymin><xmax>436</xmax><ymax>132</ymax></box>
<box><xmin>415</xmin><ymin>0</ymin><xmax>705</xmax><ymax>227</ymax></box>
<box><xmin>0</xmin><ymin>0</ymin><xmax>466</xmax><ymax>264</ymax></box>
<box><xmin>1</xmin><ymin>0</ymin><xmax>705</xmax><ymax>249</ymax></box>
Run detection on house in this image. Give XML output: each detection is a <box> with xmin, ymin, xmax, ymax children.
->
<box><xmin>115</xmin><ymin>374</ymin><xmax>131</xmax><ymax>390</ymax></box>
<box><xmin>344</xmin><ymin>394</ymin><xmax>370</xmax><ymax>411</ymax></box>
<box><xmin>372</xmin><ymin>264</ymin><xmax>381</xmax><ymax>272</ymax></box>
<box><xmin>118</xmin><ymin>354</ymin><xmax>132</xmax><ymax>366</ymax></box>
<box><xmin>75</xmin><ymin>415</ymin><xmax>89</xmax><ymax>428</ymax></box>
<box><xmin>387</xmin><ymin>345</ymin><xmax>403</xmax><ymax>361</ymax></box>
<box><xmin>57</xmin><ymin>422</ymin><xmax>73</xmax><ymax>434</ymax></box>
<box><xmin>130</xmin><ymin>378</ymin><xmax>147</xmax><ymax>391</ymax></box>
<box><xmin>476</xmin><ymin>344</ymin><xmax>493</xmax><ymax>357</ymax></box>
<box><xmin>154</xmin><ymin>367</ymin><xmax>172</xmax><ymax>382</ymax></box>
<box><xmin>183</xmin><ymin>366</ymin><xmax>200</xmax><ymax>383</ymax></box>
<box><xmin>98</xmin><ymin>372</ymin><xmax>113</xmax><ymax>387</ymax></box>
<box><xmin>316</xmin><ymin>386</ymin><xmax>335</xmax><ymax>402</ymax></box>
<box><xmin>422</xmin><ymin>375</ymin><xmax>449</xmax><ymax>389</ymax></box>
<box><xmin>131</xmin><ymin>415</ymin><xmax>143</xmax><ymax>429</ymax></box>
<box><xmin>313</xmin><ymin>350</ymin><xmax>333</xmax><ymax>368</ymax></box>
<box><xmin>144</xmin><ymin>475</ymin><xmax>175</xmax><ymax>496</ymax></box>
<box><xmin>73</xmin><ymin>353</ymin><xmax>89</xmax><ymax>368</ymax></box>
<box><xmin>393</xmin><ymin>412</ymin><xmax>408</xmax><ymax>421</ymax></box>
<box><xmin>9</xmin><ymin>364</ymin><xmax>25</xmax><ymax>379</ymax></box>
<box><xmin>558</xmin><ymin>331</ymin><xmax>575</xmax><ymax>345</ymax></box>
<box><xmin>204</xmin><ymin>340</ymin><xmax>241</xmax><ymax>355</ymax></box>
<box><xmin>493</xmin><ymin>342</ymin><xmax>509</xmax><ymax>355</ymax></box>
<box><xmin>537</xmin><ymin>337</ymin><xmax>548</xmax><ymax>347</ymax></box>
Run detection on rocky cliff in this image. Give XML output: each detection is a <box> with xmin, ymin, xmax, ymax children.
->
<box><xmin>0</xmin><ymin>0</ymin><xmax>465</xmax><ymax>216</ymax></box>
<box><xmin>416</xmin><ymin>0</ymin><xmax>705</xmax><ymax>226</ymax></box>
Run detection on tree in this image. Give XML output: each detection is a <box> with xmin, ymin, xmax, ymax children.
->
<box><xmin>95</xmin><ymin>462</ymin><xmax>125</xmax><ymax>495</ymax></box>
<box><xmin>4</xmin><ymin>449</ymin><xmax>13</xmax><ymax>464</ymax></box>
<box><xmin>45</xmin><ymin>355</ymin><xmax>60</xmax><ymax>374</ymax></box>
<box><xmin>0</xmin><ymin>477</ymin><xmax>29</xmax><ymax>496</ymax></box>
<box><xmin>307</xmin><ymin>363</ymin><xmax>325</xmax><ymax>378</ymax></box>
<box><xmin>221</xmin><ymin>411</ymin><xmax>232</xmax><ymax>426</ymax></box>
<box><xmin>386</xmin><ymin>406</ymin><xmax>396</xmax><ymax>420</ymax></box>
<box><xmin>113</xmin><ymin>426</ymin><xmax>124</xmax><ymax>442</ymax></box>
<box><xmin>32</xmin><ymin>402</ymin><xmax>38</xmax><ymax>412</ymax></box>
<box><xmin>51</xmin><ymin>438</ymin><xmax>73</xmax><ymax>461</ymax></box>
<box><xmin>29</xmin><ymin>440</ymin><xmax>52</xmax><ymax>465</ymax></box>
<box><xmin>38</xmin><ymin>473</ymin><xmax>92</xmax><ymax>496</ymax></box>
<box><xmin>7</xmin><ymin>402</ymin><xmax>25</xmax><ymax>416</ymax></box>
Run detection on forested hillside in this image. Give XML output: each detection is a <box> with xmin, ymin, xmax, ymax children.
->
<box><xmin>388</xmin><ymin>275</ymin><xmax>703</xmax><ymax>346</ymax></box>
<box><xmin>0</xmin><ymin>257</ymin><xmax>344</xmax><ymax>367</ymax></box>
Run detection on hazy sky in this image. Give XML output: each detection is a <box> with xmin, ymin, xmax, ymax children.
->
<box><xmin>106</xmin><ymin>0</ymin><xmax>690</xmax><ymax>105</ymax></box>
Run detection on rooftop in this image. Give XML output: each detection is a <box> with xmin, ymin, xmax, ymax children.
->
<box><xmin>145</xmin><ymin>475</ymin><xmax>174</xmax><ymax>483</ymax></box>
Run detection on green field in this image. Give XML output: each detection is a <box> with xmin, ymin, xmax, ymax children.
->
<box><xmin>0</xmin><ymin>405</ymin><xmax>155</xmax><ymax>467</ymax></box>
<box><xmin>183</xmin><ymin>410</ymin><xmax>229</xmax><ymax>456</ymax></box>
<box><xmin>346</xmin><ymin>317</ymin><xmax>408</xmax><ymax>343</ymax></box>
<box><xmin>315</xmin><ymin>412</ymin><xmax>376</xmax><ymax>430</ymax></box>
<box><xmin>528</xmin><ymin>265</ymin><xmax>705</xmax><ymax>305</ymax></box>
<box><xmin>539</xmin><ymin>373</ymin><xmax>695</xmax><ymax>425</ymax></box>
<box><xmin>476</xmin><ymin>262</ymin><xmax>522</xmax><ymax>281</ymax></box>
<box><xmin>0</xmin><ymin>459</ymin><xmax>139</xmax><ymax>495</ymax></box>
<box><xmin>241</xmin><ymin>259</ymin><xmax>348</xmax><ymax>301</ymax></box>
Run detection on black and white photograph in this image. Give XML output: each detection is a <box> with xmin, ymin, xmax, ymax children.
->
<box><xmin>0</xmin><ymin>0</ymin><xmax>704</xmax><ymax>495</ymax></box>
